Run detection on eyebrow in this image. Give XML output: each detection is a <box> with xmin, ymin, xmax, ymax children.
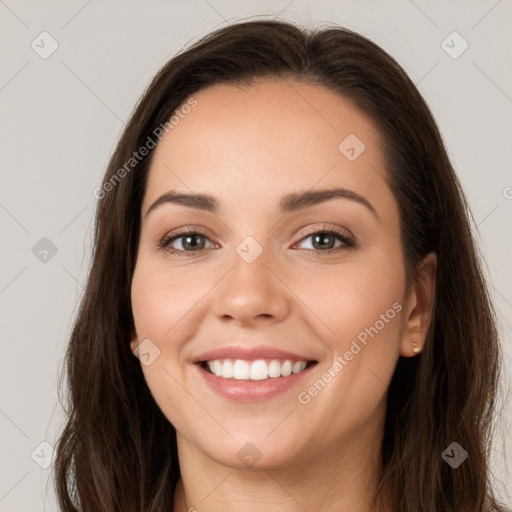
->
<box><xmin>145</xmin><ymin>187</ymin><xmax>377</xmax><ymax>218</ymax></box>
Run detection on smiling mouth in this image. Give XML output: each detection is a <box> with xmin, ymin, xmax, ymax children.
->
<box><xmin>198</xmin><ymin>358</ymin><xmax>318</xmax><ymax>381</ymax></box>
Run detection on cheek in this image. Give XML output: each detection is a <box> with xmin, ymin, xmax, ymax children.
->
<box><xmin>131</xmin><ymin>256</ymin><xmax>203</xmax><ymax>341</ymax></box>
<box><xmin>288</xmin><ymin>243</ymin><xmax>405</xmax><ymax>415</ymax></box>
<box><xmin>131</xmin><ymin>273</ymin><xmax>170</xmax><ymax>339</ymax></box>
<box><xmin>130</xmin><ymin>261</ymin><xmax>199</xmax><ymax>430</ymax></box>
<box><xmin>291</xmin><ymin>245</ymin><xmax>405</xmax><ymax>348</ymax></box>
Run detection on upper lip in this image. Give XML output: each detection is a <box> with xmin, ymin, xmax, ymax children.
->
<box><xmin>192</xmin><ymin>345</ymin><xmax>318</xmax><ymax>363</ymax></box>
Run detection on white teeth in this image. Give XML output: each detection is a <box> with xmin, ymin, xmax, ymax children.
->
<box><xmin>268</xmin><ymin>360</ymin><xmax>282</xmax><ymax>378</ymax></box>
<box><xmin>205</xmin><ymin>358</ymin><xmax>310</xmax><ymax>380</ymax></box>
<box><xmin>209</xmin><ymin>359</ymin><xmax>235</xmax><ymax>378</ymax></box>
<box><xmin>281</xmin><ymin>360</ymin><xmax>292</xmax><ymax>377</ymax></box>
<box><xmin>213</xmin><ymin>360</ymin><xmax>222</xmax><ymax>376</ymax></box>
<box><xmin>222</xmin><ymin>359</ymin><xmax>234</xmax><ymax>378</ymax></box>
<box><xmin>250</xmin><ymin>360</ymin><xmax>268</xmax><ymax>380</ymax></box>
<box><xmin>233</xmin><ymin>359</ymin><xmax>250</xmax><ymax>380</ymax></box>
<box><xmin>293</xmin><ymin>361</ymin><xmax>307</xmax><ymax>374</ymax></box>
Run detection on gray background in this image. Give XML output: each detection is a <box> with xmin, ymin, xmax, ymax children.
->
<box><xmin>1</xmin><ymin>1</ymin><xmax>511</xmax><ymax>510</ymax></box>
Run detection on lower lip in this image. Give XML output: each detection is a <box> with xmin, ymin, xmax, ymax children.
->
<box><xmin>195</xmin><ymin>363</ymin><xmax>317</xmax><ymax>401</ymax></box>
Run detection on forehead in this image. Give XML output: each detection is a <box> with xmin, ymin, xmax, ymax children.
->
<box><xmin>142</xmin><ymin>80</ymin><xmax>393</xmax><ymax>217</ymax></box>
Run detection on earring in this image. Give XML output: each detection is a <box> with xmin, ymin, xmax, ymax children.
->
<box><xmin>411</xmin><ymin>339</ymin><xmax>422</xmax><ymax>355</ymax></box>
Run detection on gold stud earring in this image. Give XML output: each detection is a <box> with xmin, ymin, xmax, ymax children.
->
<box><xmin>411</xmin><ymin>339</ymin><xmax>422</xmax><ymax>355</ymax></box>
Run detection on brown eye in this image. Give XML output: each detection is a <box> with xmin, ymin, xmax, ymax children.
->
<box><xmin>171</xmin><ymin>234</ymin><xmax>206</xmax><ymax>251</ymax></box>
<box><xmin>296</xmin><ymin>228</ymin><xmax>355</xmax><ymax>254</ymax></box>
<box><xmin>158</xmin><ymin>230</ymin><xmax>214</xmax><ymax>257</ymax></box>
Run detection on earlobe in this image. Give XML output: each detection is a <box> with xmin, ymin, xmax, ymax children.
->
<box><xmin>411</xmin><ymin>339</ymin><xmax>422</xmax><ymax>355</ymax></box>
<box><xmin>399</xmin><ymin>251</ymin><xmax>437</xmax><ymax>358</ymax></box>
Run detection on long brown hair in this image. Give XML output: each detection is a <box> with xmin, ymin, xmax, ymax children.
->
<box><xmin>53</xmin><ymin>19</ymin><xmax>508</xmax><ymax>511</ymax></box>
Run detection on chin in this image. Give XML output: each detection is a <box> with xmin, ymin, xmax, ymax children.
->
<box><xmin>197</xmin><ymin>433</ymin><xmax>305</xmax><ymax>471</ymax></box>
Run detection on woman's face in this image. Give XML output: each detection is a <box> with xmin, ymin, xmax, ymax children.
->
<box><xmin>130</xmin><ymin>80</ymin><xmax>430</xmax><ymax>470</ymax></box>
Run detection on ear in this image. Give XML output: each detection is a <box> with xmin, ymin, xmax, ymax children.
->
<box><xmin>130</xmin><ymin>326</ymin><xmax>139</xmax><ymax>354</ymax></box>
<box><xmin>399</xmin><ymin>251</ymin><xmax>437</xmax><ymax>357</ymax></box>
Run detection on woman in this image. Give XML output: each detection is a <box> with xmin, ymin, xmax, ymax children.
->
<box><xmin>53</xmin><ymin>19</ymin><xmax>509</xmax><ymax>512</ymax></box>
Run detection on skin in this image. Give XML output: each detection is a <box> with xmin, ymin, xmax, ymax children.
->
<box><xmin>130</xmin><ymin>80</ymin><xmax>436</xmax><ymax>512</ymax></box>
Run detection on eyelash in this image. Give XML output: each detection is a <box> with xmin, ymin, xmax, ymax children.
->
<box><xmin>157</xmin><ymin>225</ymin><xmax>356</xmax><ymax>258</ymax></box>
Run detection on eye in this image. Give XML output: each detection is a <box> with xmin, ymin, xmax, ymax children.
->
<box><xmin>294</xmin><ymin>226</ymin><xmax>356</xmax><ymax>255</ymax></box>
<box><xmin>158</xmin><ymin>228</ymin><xmax>215</xmax><ymax>257</ymax></box>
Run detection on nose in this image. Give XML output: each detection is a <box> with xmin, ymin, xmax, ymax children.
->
<box><xmin>212</xmin><ymin>243</ymin><xmax>290</xmax><ymax>327</ymax></box>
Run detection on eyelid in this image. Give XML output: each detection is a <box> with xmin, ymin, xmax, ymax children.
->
<box><xmin>160</xmin><ymin>225</ymin><xmax>216</xmax><ymax>242</ymax></box>
<box><xmin>296</xmin><ymin>223</ymin><xmax>354</xmax><ymax>241</ymax></box>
